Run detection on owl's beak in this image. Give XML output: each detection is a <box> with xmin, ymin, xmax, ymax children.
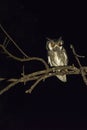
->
<box><xmin>59</xmin><ymin>41</ymin><xmax>64</xmax><ymax>46</ymax></box>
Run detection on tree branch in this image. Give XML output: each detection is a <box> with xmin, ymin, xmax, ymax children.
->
<box><xmin>0</xmin><ymin>44</ymin><xmax>49</xmax><ymax>70</ymax></box>
<box><xmin>0</xmin><ymin>65</ymin><xmax>87</xmax><ymax>95</ymax></box>
<box><xmin>0</xmin><ymin>24</ymin><xmax>87</xmax><ymax>95</ymax></box>
<box><xmin>70</xmin><ymin>44</ymin><xmax>87</xmax><ymax>85</ymax></box>
<box><xmin>0</xmin><ymin>24</ymin><xmax>29</xmax><ymax>58</ymax></box>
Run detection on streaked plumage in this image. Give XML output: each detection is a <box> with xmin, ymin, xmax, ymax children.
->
<box><xmin>46</xmin><ymin>37</ymin><xmax>68</xmax><ymax>82</ymax></box>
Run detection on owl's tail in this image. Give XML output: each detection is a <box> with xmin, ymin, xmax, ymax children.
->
<box><xmin>56</xmin><ymin>75</ymin><xmax>67</xmax><ymax>82</ymax></box>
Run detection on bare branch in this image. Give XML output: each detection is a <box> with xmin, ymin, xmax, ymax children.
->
<box><xmin>3</xmin><ymin>37</ymin><xmax>7</xmax><ymax>46</ymax></box>
<box><xmin>70</xmin><ymin>44</ymin><xmax>85</xmax><ymax>58</ymax></box>
<box><xmin>0</xmin><ymin>65</ymin><xmax>87</xmax><ymax>95</ymax></box>
<box><xmin>70</xmin><ymin>44</ymin><xmax>87</xmax><ymax>85</ymax></box>
<box><xmin>0</xmin><ymin>24</ymin><xmax>29</xmax><ymax>58</ymax></box>
<box><xmin>0</xmin><ymin>79</ymin><xmax>20</xmax><ymax>95</ymax></box>
<box><xmin>0</xmin><ymin>44</ymin><xmax>49</xmax><ymax>70</ymax></box>
<box><xmin>0</xmin><ymin>24</ymin><xmax>87</xmax><ymax>95</ymax></box>
<box><xmin>25</xmin><ymin>76</ymin><xmax>45</xmax><ymax>94</ymax></box>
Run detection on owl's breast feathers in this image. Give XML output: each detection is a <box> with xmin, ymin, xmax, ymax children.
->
<box><xmin>48</xmin><ymin>48</ymin><xmax>68</xmax><ymax>67</ymax></box>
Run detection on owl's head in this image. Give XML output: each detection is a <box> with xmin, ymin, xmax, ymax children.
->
<box><xmin>46</xmin><ymin>37</ymin><xmax>64</xmax><ymax>51</ymax></box>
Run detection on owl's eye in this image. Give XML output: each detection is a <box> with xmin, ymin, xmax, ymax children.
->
<box><xmin>51</xmin><ymin>42</ymin><xmax>55</xmax><ymax>47</ymax></box>
<box><xmin>58</xmin><ymin>42</ymin><xmax>63</xmax><ymax>46</ymax></box>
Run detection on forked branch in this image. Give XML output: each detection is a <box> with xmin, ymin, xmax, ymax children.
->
<box><xmin>0</xmin><ymin>24</ymin><xmax>87</xmax><ymax>95</ymax></box>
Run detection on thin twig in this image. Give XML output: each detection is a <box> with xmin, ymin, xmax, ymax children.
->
<box><xmin>0</xmin><ymin>79</ymin><xmax>20</xmax><ymax>95</ymax></box>
<box><xmin>70</xmin><ymin>45</ymin><xmax>85</xmax><ymax>58</ymax></box>
<box><xmin>70</xmin><ymin>44</ymin><xmax>87</xmax><ymax>85</ymax></box>
<box><xmin>0</xmin><ymin>44</ymin><xmax>49</xmax><ymax>70</ymax></box>
<box><xmin>25</xmin><ymin>76</ymin><xmax>45</xmax><ymax>94</ymax></box>
<box><xmin>3</xmin><ymin>37</ymin><xmax>7</xmax><ymax>46</ymax></box>
<box><xmin>0</xmin><ymin>24</ymin><xmax>29</xmax><ymax>58</ymax></box>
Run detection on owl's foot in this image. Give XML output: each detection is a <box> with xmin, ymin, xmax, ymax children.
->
<box><xmin>53</xmin><ymin>68</ymin><xmax>68</xmax><ymax>75</ymax></box>
<box><xmin>60</xmin><ymin>69</ymin><xmax>68</xmax><ymax>75</ymax></box>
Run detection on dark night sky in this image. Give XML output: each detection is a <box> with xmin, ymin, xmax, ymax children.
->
<box><xmin>0</xmin><ymin>1</ymin><xmax>87</xmax><ymax>129</ymax></box>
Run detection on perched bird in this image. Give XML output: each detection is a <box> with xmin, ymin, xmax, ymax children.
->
<box><xmin>46</xmin><ymin>37</ymin><xmax>68</xmax><ymax>82</ymax></box>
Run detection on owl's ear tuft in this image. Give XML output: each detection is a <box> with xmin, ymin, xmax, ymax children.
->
<box><xmin>46</xmin><ymin>37</ymin><xmax>51</xmax><ymax>40</ymax></box>
<box><xmin>58</xmin><ymin>36</ymin><xmax>62</xmax><ymax>41</ymax></box>
<box><xmin>46</xmin><ymin>37</ymin><xmax>54</xmax><ymax>43</ymax></box>
<box><xmin>58</xmin><ymin>36</ymin><xmax>64</xmax><ymax>45</ymax></box>
<box><xmin>46</xmin><ymin>37</ymin><xmax>53</xmax><ymax>42</ymax></box>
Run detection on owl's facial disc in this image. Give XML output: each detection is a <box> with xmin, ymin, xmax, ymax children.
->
<box><xmin>48</xmin><ymin>42</ymin><xmax>55</xmax><ymax>50</ymax></box>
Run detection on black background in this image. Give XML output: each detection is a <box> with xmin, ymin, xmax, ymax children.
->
<box><xmin>0</xmin><ymin>0</ymin><xmax>87</xmax><ymax>129</ymax></box>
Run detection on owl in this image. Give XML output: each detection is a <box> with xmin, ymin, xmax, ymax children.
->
<box><xmin>46</xmin><ymin>37</ymin><xmax>68</xmax><ymax>82</ymax></box>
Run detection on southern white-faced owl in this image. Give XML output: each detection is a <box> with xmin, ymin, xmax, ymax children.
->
<box><xmin>46</xmin><ymin>37</ymin><xmax>68</xmax><ymax>82</ymax></box>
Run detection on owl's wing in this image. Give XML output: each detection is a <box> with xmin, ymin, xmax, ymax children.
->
<box><xmin>48</xmin><ymin>51</ymin><xmax>53</xmax><ymax>66</ymax></box>
<box><xmin>62</xmin><ymin>48</ymin><xmax>68</xmax><ymax>65</ymax></box>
